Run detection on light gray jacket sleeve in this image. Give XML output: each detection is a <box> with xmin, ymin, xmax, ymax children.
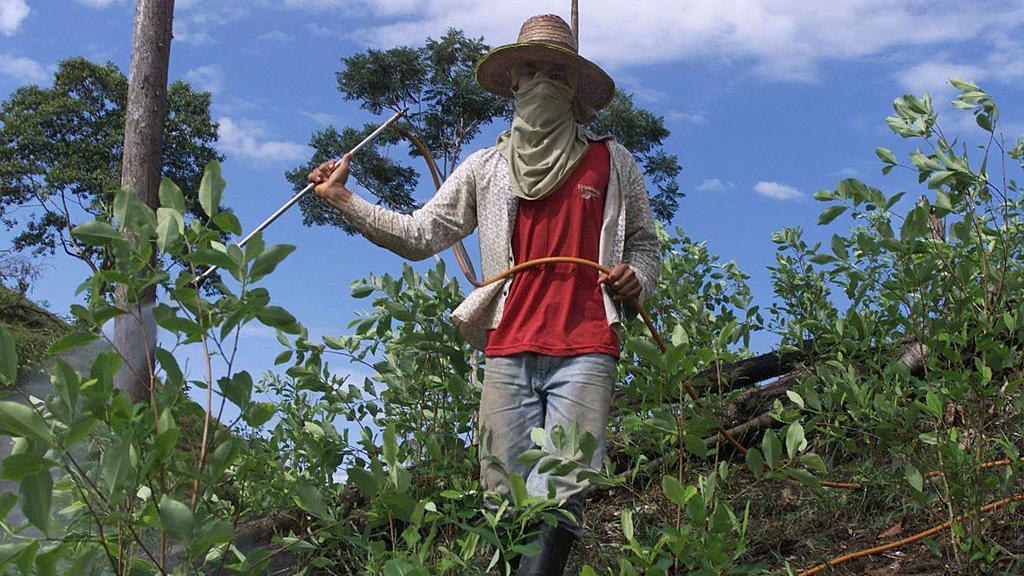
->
<box><xmin>620</xmin><ymin>151</ymin><xmax>662</xmax><ymax>304</ymax></box>
<box><xmin>339</xmin><ymin>150</ymin><xmax>481</xmax><ymax>261</ymax></box>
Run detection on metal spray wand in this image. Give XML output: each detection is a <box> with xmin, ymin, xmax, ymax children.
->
<box><xmin>194</xmin><ymin>108</ymin><xmax>407</xmax><ymax>286</ymax></box>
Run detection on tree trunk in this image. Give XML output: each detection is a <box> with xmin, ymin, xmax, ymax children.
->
<box><xmin>571</xmin><ymin>0</ymin><xmax>579</xmax><ymax>45</ymax></box>
<box><xmin>114</xmin><ymin>0</ymin><xmax>175</xmax><ymax>403</ymax></box>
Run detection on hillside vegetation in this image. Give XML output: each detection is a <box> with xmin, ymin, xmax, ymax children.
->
<box><xmin>0</xmin><ymin>80</ymin><xmax>1021</xmax><ymax>575</ymax></box>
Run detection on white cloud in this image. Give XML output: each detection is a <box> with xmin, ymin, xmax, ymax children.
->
<box><xmin>219</xmin><ymin>95</ymin><xmax>271</xmax><ymax>115</ymax></box>
<box><xmin>753</xmin><ymin>180</ymin><xmax>803</xmax><ymax>201</ymax></box>
<box><xmin>696</xmin><ymin>178</ymin><xmax>733</xmax><ymax>192</ymax></box>
<box><xmin>239</xmin><ymin>324</ymin><xmax>277</xmax><ymax>339</ymax></box>
<box><xmin>616</xmin><ymin>74</ymin><xmax>666</xmax><ymax>102</ymax></box>
<box><xmin>0</xmin><ymin>0</ymin><xmax>29</xmax><ymax>35</ymax></box>
<box><xmin>218</xmin><ymin>116</ymin><xmax>308</xmax><ymax>163</ymax></box>
<box><xmin>173</xmin><ymin>0</ymin><xmax>248</xmax><ymax>46</ymax></box>
<box><xmin>257</xmin><ymin>30</ymin><xmax>291</xmax><ymax>43</ymax></box>
<box><xmin>667</xmin><ymin>110</ymin><xmax>707</xmax><ymax>125</ymax></box>
<box><xmin>301</xmin><ymin>111</ymin><xmax>336</xmax><ymax>125</ymax></box>
<box><xmin>174</xmin><ymin>19</ymin><xmax>214</xmax><ymax>46</ymax></box>
<box><xmin>896</xmin><ymin>61</ymin><xmax>987</xmax><ymax>95</ymax></box>
<box><xmin>0</xmin><ymin>53</ymin><xmax>50</xmax><ymax>83</ymax></box>
<box><xmin>315</xmin><ymin>0</ymin><xmax>1024</xmax><ymax>82</ymax></box>
<box><xmin>185</xmin><ymin>64</ymin><xmax>224</xmax><ymax>94</ymax></box>
<box><xmin>74</xmin><ymin>0</ymin><xmax>120</xmax><ymax>7</ymax></box>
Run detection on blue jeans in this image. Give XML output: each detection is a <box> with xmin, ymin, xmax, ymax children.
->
<box><xmin>478</xmin><ymin>353</ymin><xmax>616</xmax><ymax>536</ymax></box>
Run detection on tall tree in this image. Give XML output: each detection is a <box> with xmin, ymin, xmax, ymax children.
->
<box><xmin>114</xmin><ymin>0</ymin><xmax>175</xmax><ymax>403</ymax></box>
<box><xmin>0</xmin><ymin>57</ymin><xmax>221</xmax><ymax>272</ymax></box>
<box><xmin>286</xmin><ymin>28</ymin><xmax>683</xmax><ymax>230</ymax></box>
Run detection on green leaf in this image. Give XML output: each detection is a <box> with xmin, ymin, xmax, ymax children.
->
<box><xmin>71</xmin><ymin>220</ymin><xmax>122</xmax><ymax>246</ymax></box>
<box><xmin>830</xmin><ymin>235</ymin><xmax>848</xmax><ymax>259</ymax></box>
<box><xmin>800</xmin><ymin>453</ymin><xmax>828</xmax><ymax>474</ymax></box>
<box><xmin>621</xmin><ymin>508</ymin><xmax>634</xmax><ymax>541</ymax></box>
<box><xmin>256</xmin><ymin>306</ymin><xmax>297</xmax><ymax>329</ymax></box>
<box><xmin>156</xmin><ymin>348</ymin><xmax>183</xmax><ymax>390</ymax></box>
<box><xmin>510</xmin><ymin>472</ymin><xmax>528</xmax><ymax>506</ymax></box>
<box><xmin>785</xmin><ymin>468</ymin><xmax>821</xmax><ymax>489</ymax></box>
<box><xmin>837</xmin><ymin>178</ymin><xmax>869</xmax><ymax>201</ymax></box>
<box><xmin>976</xmin><ymin>113</ymin><xmax>992</xmax><ymax>132</ymax></box>
<box><xmin>786</xmin><ymin>390</ymin><xmax>805</xmax><ymax>408</ymax></box>
<box><xmin>0</xmin><ymin>401</ymin><xmax>51</xmax><ymax>443</ymax></box>
<box><xmin>295</xmin><ymin>481</ymin><xmax>332</xmax><ymax>520</ymax></box>
<box><xmin>662</xmin><ymin>475</ymin><xmax>697</xmax><ymax>509</ymax></box>
<box><xmin>64</xmin><ymin>415</ymin><xmax>96</xmax><ymax>449</ymax></box>
<box><xmin>761</xmin><ymin>430</ymin><xmax>781</xmax><ymax>469</ymax></box>
<box><xmin>154</xmin><ymin>410</ymin><xmax>179</xmax><ymax>459</ymax></box>
<box><xmin>817</xmin><ymin>205</ymin><xmax>847</xmax><ymax>225</ymax></box>
<box><xmin>347</xmin><ymin>467</ymin><xmax>379</xmax><ymax>498</ymax></box>
<box><xmin>935</xmin><ymin>190</ymin><xmax>953</xmax><ymax>212</ymax></box>
<box><xmin>159</xmin><ymin>178</ymin><xmax>186</xmax><ymax>212</ymax></box>
<box><xmin>1</xmin><ymin>454</ymin><xmax>57</xmax><ymax>481</ymax></box>
<box><xmin>199</xmin><ymin>160</ymin><xmax>225</xmax><ymax>218</ymax></box>
<box><xmin>244</xmin><ymin>402</ymin><xmax>275</xmax><ymax>428</ymax></box>
<box><xmin>20</xmin><ymin>470</ymin><xmax>52</xmax><ymax>533</ymax></box>
<box><xmin>875</xmin><ymin>147</ymin><xmax>897</xmax><ymax>164</ymax></box>
<box><xmin>47</xmin><ymin>331</ymin><xmax>98</xmax><ymax>355</ymax></box>
<box><xmin>207</xmin><ymin>438</ymin><xmax>239</xmax><ymax>477</ymax></box>
<box><xmin>190</xmin><ymin>248</ymin><xmax>237</xmax><ymax>274</ymax></box>
<box><xmin>101</xmin><ymin>440</ymin><xmax>133</xmax><ymax>497</ymax></box>
<box><xmin>626</xmin><ymin>337</ymin><xmax>662</xmax><ymax>366</ymax></box>
<box><xmin>249</xmin><ymin>245</ymin><xmax>296</xmax><ymax>281</ymax></box>
<box><xmin>905</xmin><ymin>462</ymin><xmax>924</xmax><ymax>492</ymax></box>
<box><xmin>785</xmin><ymin>422</ymin><xmax>807</xmax><ymax>459</ymax></box>
<box><xmin>273</xmin><ymin>349</ymin><xmax>293</xmax><ymax>365</ymax></box>
<box><xmin>901</xmin><ymin>205</ymin><xmax>929</xmax><ymax>242</ymax></box>
<box><xmin>0</xmin><ymin>542</ymin><xmax>35</xmax><ymax>571</ymax></box>
<box><xmin>212</xmin><ymin>211</ymin><xmax>242</xmax><ymax>235</ymax></box>
<box><xmin>0</xmin><ymin>492</ymin><xmax>16</xmax><ymax>521</ymax></box>
<box><xmin>156</xmin><ymin>207</ymin><xmax>184</xmax><ymax>252</ymax></box>
<box><xmin>514</xmin><ymin>449</ymin><xmax>547</xmax><ymax>468</ymax></box>
<box><xmin>220</xmin><ymin>371</ymin><xmax>253</xmax><ymax>408</ymax></box>
<box><xmin>0</xmin><ymin>327</ymin><xmax>16</xmax><ymax>386</ymax></box>
<box><xmin>351</xmin><ymin>283</ymin><xmax>374</xmax><ymax>298</ymax></box>
<box><xmin>159</xmin><ymin>496</ymin><xmax>194</xmax><ymax>544</ymax></box>
<box><xmin>745</xmin><ymin>447</ymin><xmax>764</xmax><ymax>478</ymax></box>
<box><xmin>383</xmin><ymin>425</ymin><xmax>398</xmax><ymax>469</ymax></box>
<box><xmin>682</xmin><ymin>432</ymin><xmax>708</xmax><ymax>458</ymax></box>
<box><xmin>530</xmin><ymin>427</ymin><xmax>547</xmax><ymax>448</ymax></box>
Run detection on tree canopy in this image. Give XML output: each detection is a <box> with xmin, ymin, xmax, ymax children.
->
<box><xmin>0</xmin><ymin>57</ymin><xmax>222</xmax><ymax>271</ymax></box>
<box><xmin>286</xmin><ymin>28</ymin><xmax>683</xmax><ymax>232</ymax></box>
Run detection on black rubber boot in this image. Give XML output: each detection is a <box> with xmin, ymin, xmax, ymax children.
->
<box><xmin>515</xmin><ymin>522</ymin><xmax>577</xmax><ymax>576</ymax></box>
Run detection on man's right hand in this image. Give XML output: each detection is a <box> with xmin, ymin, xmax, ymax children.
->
<box><xmin>308</xmin><ymin>153</ymin><xmax>353</xmax><ymax>207</ymax></box>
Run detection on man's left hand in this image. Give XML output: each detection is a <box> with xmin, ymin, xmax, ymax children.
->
<box><xmin>598</xmin><ymin>263</ymin><xmax>641</xmax><ymax>301</ymax></box>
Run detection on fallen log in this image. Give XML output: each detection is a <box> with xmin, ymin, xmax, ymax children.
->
<box><xmin>705</xmin><ymin>339</ymin><xmax>930</xmax><ymax>448</ymax></box>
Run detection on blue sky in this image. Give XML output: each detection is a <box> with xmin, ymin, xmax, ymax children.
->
<box><xmin>2</xmin><ymin>0</ymin><xmax>1024</xmax><ymax>395</ymax></box>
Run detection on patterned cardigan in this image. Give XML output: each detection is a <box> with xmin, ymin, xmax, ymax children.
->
<box><xmin>338</xmin><ymin>133</ymin><xmax>662</xmax><ymax>351</ymax></box>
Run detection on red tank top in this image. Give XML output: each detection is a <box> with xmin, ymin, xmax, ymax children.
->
<box><xmin>484</xmin><ymin>141</ymin><xmax>620</xmax><ymax>358</ymax></box>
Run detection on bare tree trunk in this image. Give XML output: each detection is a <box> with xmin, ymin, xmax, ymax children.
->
<box><xmin>571</xmin><ymin>0</ymin><xmax>579</xmax><ymax>45</ymax></box>
<box><xmin>114</xmin><ymin>0</ymin><xmax>175</xmax><ymax>403</ymax></box>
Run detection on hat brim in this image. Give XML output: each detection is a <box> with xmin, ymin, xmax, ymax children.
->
<box><xmin>476</xmin><ymin>42</ymin><xmax>616</xmax><ymax>113</ymax></box>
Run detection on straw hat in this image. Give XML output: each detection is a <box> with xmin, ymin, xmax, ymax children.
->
<box><xmin>476</xmin><ymin>14</ymin><xmax>615</xmax><ymax>114</ymax></box>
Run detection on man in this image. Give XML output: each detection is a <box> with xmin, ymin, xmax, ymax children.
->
<box><xmin>309</xmin><ymin>14</ymin><xmax>660</xmax><ymax>575</ymax></box>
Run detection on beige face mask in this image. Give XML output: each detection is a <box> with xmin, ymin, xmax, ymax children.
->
<box><xmin>496</xmin><ymin>68</ymin><xmax>590</xmax><ymax>201</ymax></box>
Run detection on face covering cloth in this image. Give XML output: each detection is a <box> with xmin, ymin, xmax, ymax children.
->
<box><xmin>496</xmin><ymin>69</ymin><xmax>590</xmax><ymax>201</ymax></box>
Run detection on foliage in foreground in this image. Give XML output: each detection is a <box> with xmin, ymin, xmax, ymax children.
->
<box><xmin>0</xmin><ymin>79</ymin><xmax>1021</xmax><ymax>575</ymax></box>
